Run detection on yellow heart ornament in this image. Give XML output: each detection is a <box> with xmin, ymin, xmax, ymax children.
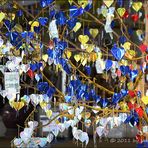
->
<box><xmin>86</xmin><ymin>44</ymin><xmax>94</xmax><ymax>53</ymax></box>
<box><xmin>132</xmin><ymin>2</ymin><xmax>142</xmax><ymax>12</ymax></box>
<box><xmin>122</xmin><ymin>42</ymin><xmax>131</xmax><ymax>51</ymax></box>
<box><xmin>10</xmin><ymin>101</ymin><xmax>25</xmax><ymax>111</ymax></box>
<box><xmin>141</xmin><ymin>96</ymin><xmax>148</xmax><ymax>105</ymax></box>
<box><xmin>89</xmin><ymin>29</ymin><xmax>99</xmax><ymax>38</ymax></box>
<box><xmin>46</xmin><ymin>110</ymin><xmax>53</xmax><ymax>118</ymax></box>
<box><xmin>103</xmin><ymin>0</ymin><xmax>114</xmax><ymax>7</ymax></box>
<box><xmin>117</xmin><ymin>8</ymin><xmax>126</xmax><ymax>17</ymax></box>
<box><xmin>74</xmin><ymin>54</ymin><xmax>81</xmax><ymax>62</ymax></box>
<box><xmin>78</xmin><ymin>35</ymin><xmax>89</xmax><ymax>45</ymax></box>
<box><xmin>0</xmin><ymin>12</ymin><xmax>5</xmax><ymax>23</ymax></box>
<box><xmin>73</xmin><ymin>22</ymin><xmax>81</xmax><ymax>32</ymax></box>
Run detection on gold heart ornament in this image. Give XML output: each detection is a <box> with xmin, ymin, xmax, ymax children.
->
<box><xmin>117</xmin><ymin>8</ymin><xmax>126</xmax><ymax>17</ymax></box>
<box><xmin>74</xmin><ymin>54</ymin><xmax>81</xmax><ymax>62</ymax></box>
<box><xmin>121</xmin><ymin>42</ymin><xmax>131</xmax><ymax>51</ymax></box>
<box><xmin>132</xmin><ymin>2</ymin><xmax>142</xmax><ymax>12</ymax></box>
<box><xmin>78</xmin><ymin>35</ymin><xmax>89</xmax><ymax>45</ymax></box>
<box><xmin>73</xmin><ymin>22</ymin><xmax>81</xmax><ymax>32</ymax></box>
<box><xmin>103</xmin><ymin>0</ymin><xmax>114</xmax><ymax>8</ymax></box>
<box><xmin>89</xmin><ymin>29</ymin><xmax>99</xmax><ymax>38</ymax></box>
<box><xmin>10</xmin><ymin>101</ymin><xmax>25</xmax><ymax>111</ymax></box>
<box><xmin>89</xmin><ymin>52</ymin><xmax>98</xmax><ymax>62</ymax></box>
<box><xmin>86</xmin><ymin>44</ymin><xmax>94</xmax><ymax>53</ymax></box>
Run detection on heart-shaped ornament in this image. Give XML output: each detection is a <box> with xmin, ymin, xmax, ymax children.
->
<box><xmin>132</xmin><ymin>2</ymin><xmax>142</xmax><ymax>12</ymax></box>
<box><xmin>117</xmin><ymin>8</ymin><xmax>126</xmax><ymax>17</ymax></box>
<box><xmin>10</xmin><ymin>101</ymin><xmax>25</xmax><ymax>111</ymax></box>
<box><xmin>73</xmin><ymin>22</ymin><xmax>81</xmax><ymax>32</ymax></box>
<box><xmin>89</xmin><ymin>29</ymin><xmax>99</xmax><ymax>38</ymax></box>
<box><xmin>111</xmin><ymin>46</ymin><xmax>125</xmax><ymax>61</ymax></box>
<box><xmin>30</xmin><ymin>94</ymin><xmax>40</xmax><ymax>105</ymax></box>
<box><xmin>79</xmin><ymin>132</ymin><xmax>89</xmax><ymax>145</ymax></box>
<box><xmin>103</xmin><ymin>0</ymin><xmax>114</xmax><ymax>8</ymax></box>
<box><xmin>96</xmin><ymin>126</ymin><xmax>104</xmax><ymax>137</ymax></box>
<box><xmin>86</xmin><ymin>44</ymin><xmax>94</xmax><ymax>53</ymax></box>
<box><xmin>121</xmin><ymin>42</ymin><xmax>131</xmax><ymax>51</ymax></box>
<box><xmin>74</xmin><ymin>54</ymin><xmax>81</xmax><ymax>62</ymax></box>
<box><xmin>78</xmin><ymin>35</ymin><xmax>89</xmax><ymax>45</ymax></box>
<box><xmin>131</xmin><ymin>14</ymin><xmax>139</xmax><ymax>22</ymax></box>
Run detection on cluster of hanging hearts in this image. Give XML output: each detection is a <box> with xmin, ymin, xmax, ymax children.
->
<box><xmin>0</xmin><ymin>0</ymin><xmax>148</xmax><ymax>147</ymax></box>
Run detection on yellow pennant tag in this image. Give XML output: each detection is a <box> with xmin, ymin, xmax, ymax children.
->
<box><xmin>73</xmin><ymin>22</ymin><xmax>81</xmax><ymax>32</ymax></box>
<box><xmin>142</xmin><ymin>96</ymin><xmax>148</xmax><ymax>105</ymax></box>
<box><xmin>0</xmin><ymin>12</ymin><xmax>5</xmax><ymax>22</ymax></box>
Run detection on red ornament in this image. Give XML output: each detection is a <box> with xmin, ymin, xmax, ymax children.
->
<box><xmin>136</xmin><ymin>134</ymin><xmax>144</xmax><ymax>143</ymax></box>
<box><xmin>128</xmin><ymin>102</ymin><xmax>136</xmax><ymax>110</ymax></box>
<box><xmin>131</xmin><ymin>14</ymin><xmax>139</xmax><ymax>22</ymax></box>
<box><xmin>128</xmin><ymin>90</ymin><xmax>137</xmax><ymax>98</ymax></box>
<box><xmin>139</xmin><ymin>44</ymin><xmax>147</xmax><ymax>52</ymax></box>
<box><xmin>27</xmin><ymin>69</ymin><xmax>35</xmax><ymax>79</ymax></box>
<box><xmin>123</xmin><ymin>11</ymin><xmax>129</xmax><ymax>18</ymax></box>
<box><xmin>135</xmin><ymin>107</ymin><xmax>143</xmax><ymax>118</ymax></box>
